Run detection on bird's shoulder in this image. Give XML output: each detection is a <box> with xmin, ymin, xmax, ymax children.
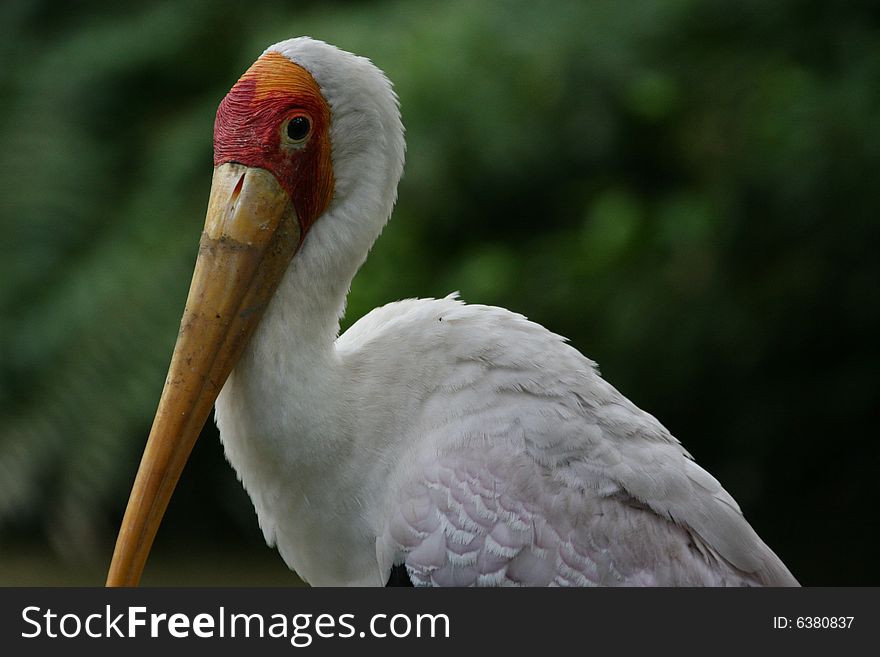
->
<box><xmin>336</xmin><ymin>293</ymin><xmax>594</xmax><ymax>381</ymax></box>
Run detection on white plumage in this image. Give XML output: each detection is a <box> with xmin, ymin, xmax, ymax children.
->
<box><xmin>210</xmin><ymin>37</ymin><xmax>797</xmax><ymax>587</ymax></box>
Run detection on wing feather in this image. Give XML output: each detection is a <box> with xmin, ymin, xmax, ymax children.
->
<box><xmin>354</xmin><ymin>297</ymin><xmax>797</xmax><ymax>586</ymax></box>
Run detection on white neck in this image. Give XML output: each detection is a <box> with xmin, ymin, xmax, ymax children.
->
<box><xmin>220</xmin><ymin>196</ymin><xmax>373</xmax><ymax>468</ymax></box>
<box><xmin>213</xmin><ymin>201</ymin><xmax>378</xmax><ymax>584</ymax></box>
<box><xmin>213</xmin><ymin>149</ymin><xmax>402</xmax><ymax>581</ymax></box>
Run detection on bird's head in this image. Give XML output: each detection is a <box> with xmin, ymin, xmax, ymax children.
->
<box><xmin>105</xmin><ymin>38</ymin><xmax>404</xmax><ymax>586</ymax></box>
<box><xmin>214</xmin><ymin>51</ymin><xmax>333</xmax><ymax>236</ymax></box>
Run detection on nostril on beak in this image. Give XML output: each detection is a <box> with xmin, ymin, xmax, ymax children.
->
<box><xmin>226</xmin><ymin>172</ymin><xmax>246</xmax><ymax>225</ymax></box>
<box><xmin>230</xmin><ymin>172</ymin><xmax>245</xmax><ymax>206</ymax></box>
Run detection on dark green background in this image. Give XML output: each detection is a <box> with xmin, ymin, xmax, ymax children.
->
<box><xmin>1</xmin><ymin>0</ymin><xmax>877</xmax><ymax>585</ymax></box>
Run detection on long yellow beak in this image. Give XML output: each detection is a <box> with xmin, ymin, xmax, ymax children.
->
<box><xmin>106</xmin><ymin>163</ymin><xmax>300</xmax><ymax>586</ymax></box>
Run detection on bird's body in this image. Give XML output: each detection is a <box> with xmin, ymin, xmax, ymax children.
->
<box><xmin>218</xmin><ymin>292</ymin><xmax>795</xmax><ymax>586</ymax></box>
<box><xmin>107</xmin><ymin>37</ymin><xmax>797</xmax><ymax>587</ymax></box>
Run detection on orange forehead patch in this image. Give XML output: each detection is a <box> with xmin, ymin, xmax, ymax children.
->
<box><xmin>239</xmin><ymin>51</ymin><xmax>324</xmax><ymax>103</ymax></box>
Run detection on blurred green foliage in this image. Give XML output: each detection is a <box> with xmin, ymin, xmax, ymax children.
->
<box><xmin>1</xmin><ymin>0</ymin><xmax>878</xmax><ymax>584</ymax></box>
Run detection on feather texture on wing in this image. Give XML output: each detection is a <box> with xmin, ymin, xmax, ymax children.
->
<box><xmin>345</xmin><ymin>296</ymin><xmax>799</xmax><ymax>586</ymax></box>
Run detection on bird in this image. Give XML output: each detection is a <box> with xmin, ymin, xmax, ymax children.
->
<box><xmin>106</xmin><ymin>37</ymin><xmax>798</xmax><ymax>587</ymax></box>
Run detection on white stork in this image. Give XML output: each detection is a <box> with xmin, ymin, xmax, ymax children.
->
<box><xmin>106</xmin><ymin>37</ymin><xmax>798</xmax><ymax>587</ymax></box>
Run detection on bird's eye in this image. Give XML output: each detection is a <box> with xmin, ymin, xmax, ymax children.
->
<box><xmin>285</xmin><ymin>115</ymin><xmax>311</xmax><ymax>143</ymax></box>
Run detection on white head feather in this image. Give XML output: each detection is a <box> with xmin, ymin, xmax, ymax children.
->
<box><xmin>264</xmin><ymin>37</ymin><xmax>406</xmax><ymax>330</ymax></box>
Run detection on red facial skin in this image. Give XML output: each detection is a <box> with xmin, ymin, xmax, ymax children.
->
<box><xmin>214</xmin><ymin>51</ymin><xmax>334</xmax><ymax>236</ymax></box>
